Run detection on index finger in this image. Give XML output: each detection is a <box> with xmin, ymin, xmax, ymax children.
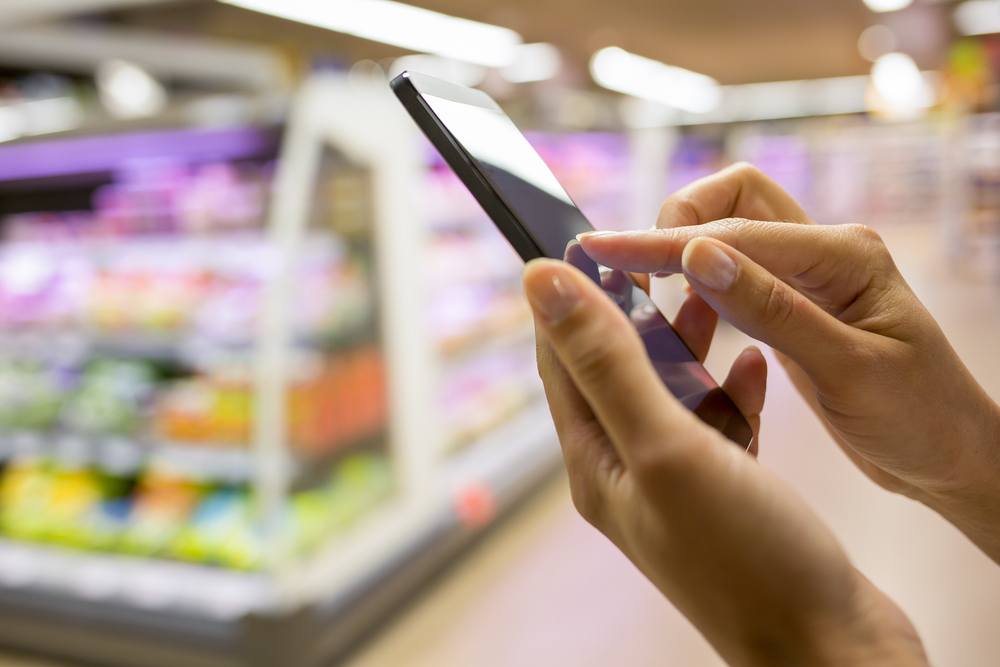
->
<box><xmin>579</xmin><ymin>219</ymin><xmax>856</xmax><ymax>281</ymax></box>
<box><xmin>658</xmin><ymin>162</ymin><xmax>812</xmax><ymax>229</ymax></box>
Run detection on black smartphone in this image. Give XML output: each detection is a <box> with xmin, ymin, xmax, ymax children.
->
<box><xmin>391</xmin><ymin>71</ymin><xmax>752</xmax><ymax>449</ymax></box>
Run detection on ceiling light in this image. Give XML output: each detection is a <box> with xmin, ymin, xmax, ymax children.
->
<box><xmin>501</xmin><ymin>43</ymin><xmax>561</xmax><ymax>83</ymax></box>
<box><xmin>721</xmin><ymin>76</ymin><xmax>871</xmax><ymax>121</ymax></box>
<box><xmin>590</xmin><ymin>47</ymin><xmax>720</xmax><ymax>114</ymax></box>
<box><xmin>632</xmin><ymin>69</ymin><xmax>939</xmax><ymax>126</ymax></box>
<box><xmin>0</xmin><ymin>97</ymin><xmax>83</xmax><ymax>144</ymax></box>
<box><xmin>858</xmin><ymin>24</ymin><xmax>897</xmax><ymax>61</ymax></box>
<box><xmin>870</xmin><ymin>52</ymin><xmax>933</xmax><ymax>118</ymax></box>
<box><xmin>862</xmin><ymin>0</ymin><xmax>913</xmax><ymax>12</ymax></box>
<box><xmin>955</xmin><ymin>0</ymin><xmax>1000</xmax><ymax>35</ymax></box>
<box><xmin>0</xmin><ymin>107</ymin><xmax>25</xmax><ymax>143</ymax></box>
<box><xmin>388</xmin><ymin>55</ymin><xmax>486</xmax><ymax>88</ymax></box>
<box><xmin>20</xmin><ymin>97</ymin><xmax>84</xmax><ymax>135</ymax></box>
<box><xmin>96</xmin><ymin>59</ymin><xmax>167</xmax><ymax>119</ymax></box>
<box><xmin>218</xmin><ymin>0</ymin><xmax>522</xmax><ymax>67</ymax></box>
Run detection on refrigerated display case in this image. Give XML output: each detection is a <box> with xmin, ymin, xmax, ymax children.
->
<box><xmin>726</xmin><ymin>115</ymin><xmax>1000</xmax><ymax>283</ymax></box>
<box><xmin>950</xmin><ymin>113</ymin><xmax>1000</xmax><ymax>280</ymax></box>
<box><xmin>0</xmin><ymin>75</ymin><xmax>564</xmax><ymax>667</ymax></box>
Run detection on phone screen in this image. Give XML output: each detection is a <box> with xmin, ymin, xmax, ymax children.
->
<box><xmin>401</xmin><ymin>76</ymin><xmax>751</xmax><ymax>447</ymax></box>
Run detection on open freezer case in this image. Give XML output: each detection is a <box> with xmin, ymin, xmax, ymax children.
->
<box><xmin>0</xmin><ymin>75</ymin><xmax>563</xmax><ymax>667</ymax></box>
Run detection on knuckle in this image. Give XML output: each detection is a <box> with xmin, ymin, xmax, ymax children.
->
<box><xmin>729</xmin><ymin>161</ymin><xmax>763</xmax><ymax>183</ymax></box>
<box><xmin>844</xmin><ymin>223</ymin><xmax>884</xmax><ymax>249</ymax></box>
<box><xmin>844</xmin><ymin>222</ymin><xmax>885</xmax><ymax>250</ymax></box>
<box><xmin>658</xmin><ymin>196</ymin><xmax>699</xmax><ymax>229</ymax></box>
<box><xmin>630</xmin><ymin>437</ymin><xmax>703</xmax><ymax>490</ymax></box>
<box><xmin>712</xmin><ymin>217</ymin><xmax>745</xmax><ymax>232</ymax></box>
<box><xmin>564</xmin><ymin>334</ymin><xmax>624</xmax><ymax>387</ymax></box>
<box><xmin>630</xmin><ymin>446</ymin><xmax>675</xmax><ymax>483</ymax></box>
<box><xmin>656</xmin><ymin>198</ymin><xmax>673</xmax><ymax>222</ymax></box>
<box><xmin>844</xmin><ymin>223</ymin><xmax>894</xmax><ymax>268</ymax></box>
<box><xmin>568</xmin><ymin>480</ymin><xmax>603</xmax><ymax>527</ymax></box>
<box><xmin>760</xmin><ymin>279</ymin><xmax>798</xmax><ymax>328</ymax></box>
<box><xmin>706</xmin><ymin>217</ymin><xmax>752</xmax><ymax>239</ymax></box>
<box><xmin>844</xmin><ymin>222</ymin><xmax>881</xmax><ymax>243</ymax></box>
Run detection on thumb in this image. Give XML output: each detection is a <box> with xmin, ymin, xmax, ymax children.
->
<box><xmin>681</xmin><ymin>237</ymin><xmax>857</xmax><ymax>385</ymax></box>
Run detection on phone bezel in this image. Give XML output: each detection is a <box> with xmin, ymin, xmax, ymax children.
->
<box><xmin>392</xmin><ymin>72</ymin><xmax>549</xmax><ymax>262</ymax></box>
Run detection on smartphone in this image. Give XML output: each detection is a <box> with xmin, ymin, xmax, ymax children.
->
<box><xmin>391</xmin><ymin>71</ymin><xmax>752</xmax><ymax>448</ymax></box>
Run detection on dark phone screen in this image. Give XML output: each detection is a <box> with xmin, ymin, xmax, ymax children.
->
<box><xmin>418</xmin><ymin>89</ymin><xmax>752</xmax><ymax>447</ymax></box>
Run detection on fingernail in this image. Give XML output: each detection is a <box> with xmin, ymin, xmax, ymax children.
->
<box><xmin>526</xmin><ymin>267</ymin><xmax>580</xmax><ymax>324</ymax></box>
<box><xmin>682</xmin><ymin>239</ymin><xmax>737</xmax><ymax>291</ymax></box>
<box><xmin>576</xmin><ymin>231</ymin><xmax>616</xmax><ymax>241</ymax></box>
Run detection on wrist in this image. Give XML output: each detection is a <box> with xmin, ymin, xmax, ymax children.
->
<box><xmin>919</xmin><ymin>397</ymin><xmax>1000</xmax><ymax>564</ymax></box>
<box><xmin>735</xmin><ymin>574</ymin><xmax>927</xmax><ymax>667</ymax></box>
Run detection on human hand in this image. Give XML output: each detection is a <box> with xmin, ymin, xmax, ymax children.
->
<box><xmin>523</xmin><ymin>258</ymin><xmax>926</xmax><ymax>666</ymax></box>
<box><xmin>578</xmin><ymin>162</ymin><xmax>1000</xmax><ymax>562</ymax></box>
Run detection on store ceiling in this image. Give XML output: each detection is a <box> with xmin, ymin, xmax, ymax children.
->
<box><xmin>408</xmin><ymin>0</ymin><xmax>878</xmax><ymax>83</ymax></box>
<box><xmin>30</xmin><ymin>0</ymin><xmax>963</xmax><ymax>84</ymax></box>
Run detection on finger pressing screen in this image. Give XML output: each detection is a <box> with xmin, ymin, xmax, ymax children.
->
<box><xmin>578</xmin><ymin>220</ymin><xmax>848</xmax><ymax>281</ymax></box>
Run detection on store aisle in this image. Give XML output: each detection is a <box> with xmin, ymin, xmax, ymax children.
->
<box><xmin>345</xmin><ymin>222</ymin><xmax>1000</xmax><ymax>667</ymax></box>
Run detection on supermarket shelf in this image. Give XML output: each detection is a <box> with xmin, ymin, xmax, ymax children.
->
<box><xmin>0</xmin><ymin>321</ymin><xmax>375</xmax><ymax>364</ymax></box>
<box><xmin>7</xmin><ymin>437</ymin><xmax>254</xmax><ymax>481</ymax></box>
<box><xmin>438</xmin><ymin>321</ymin><xmax>534</xmax><ymax>369</ymax></box>
<box><xmin>0</xmin><ymin>539</ymin><xmax>275</xmax><ymax>618</ymax></box>
<box><xmin>442</xmin><ymin>399</ymin><xmax>557</xmax><ymax>498</ymax></box>
<box><xmin>436</xmin><ymin>307</ymin><xmax>532</xmax><ymax>359</ymax></box>
<box><xmin>0</xmin><ymin>401</ymin><xmax>561</xmax><ymax>667</ymax></box>
<box><xmin>0</xmin><ymin>431</ymin><xmax>244</xmax><ymax>478</ymax></box>
<box><xmin>0</xmin><ymin>429</ymin><xmax>386</xmax><ymax>484</ymax></box>
<box><xmin>3</xmin><ymin>331</ymin><xmax>246</xmax><ymax>365</ymax></box>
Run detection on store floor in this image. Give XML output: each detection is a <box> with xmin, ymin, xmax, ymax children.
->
<box><xmin>1</xmin><ymin>223</ymin><xmax>999</xmax><ymax>667</ymax></box>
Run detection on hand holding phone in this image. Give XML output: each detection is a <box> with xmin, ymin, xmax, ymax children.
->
<box><xmin>391</xmin><ymin>71</ymin><xmax>752</xmax><ymax>447</ymax></box>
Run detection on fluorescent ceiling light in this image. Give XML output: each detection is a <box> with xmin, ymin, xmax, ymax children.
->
<box><xmin>721</xmin><ymin>76</ymin><xmax>871</xmax><ymax>121</ymax></box>
<box><xmin>862</xmin><ymin>0</ymin><xmax>912</xmax><ymax>12</ymax></box>
<box><xmin>590</xmin><ymin>47</ymin><xmax>720</xmax><ymax>114</ymax></box>
<box><xmin>0</xmin><ymin>97</ymin><xmax>83</xmax><ymax>144</ymax></box>
<box><xmin>96</xmin><ymin>59</ymin><xmax>168</xmax><ymax>119</ymax></box>
<box><xmin>0</xmin><ymin>107</ymin><xmax>25</xmax><ymax>143</ymax></box>
<box><xmin>218</xmin><ymin>0</ymin><xmax>522</xmax><ymax>67</ymax></box>
<box><xmin>955</xmin><ymin>0</ymin><xmax>1000</xmax><ymax>35</ymax></box>
<box><xmin>627</xmin><ymin>69</ymin><xmax>938</xmax><ymax>126</ymax></box>
<box><xmin>501</xmin><ymin>43</ymin><xmax>561</xmax><ymax>83</ymax></box>
<box><xmin>388</xmin><ymin>55</ymin><xmax>485</xmax><ymax>87</ymax></box>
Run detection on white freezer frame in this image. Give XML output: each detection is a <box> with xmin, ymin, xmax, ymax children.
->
<box><xmin>254</xmin><ymin>73</ymin><xmax>443</xmax><ymax>608</ymax></box>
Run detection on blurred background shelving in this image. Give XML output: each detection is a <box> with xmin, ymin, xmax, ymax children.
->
<box><xmin>0</xmin><ymin>0</ymin><xmax>995</xmax><ymax>666</ymax></box>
